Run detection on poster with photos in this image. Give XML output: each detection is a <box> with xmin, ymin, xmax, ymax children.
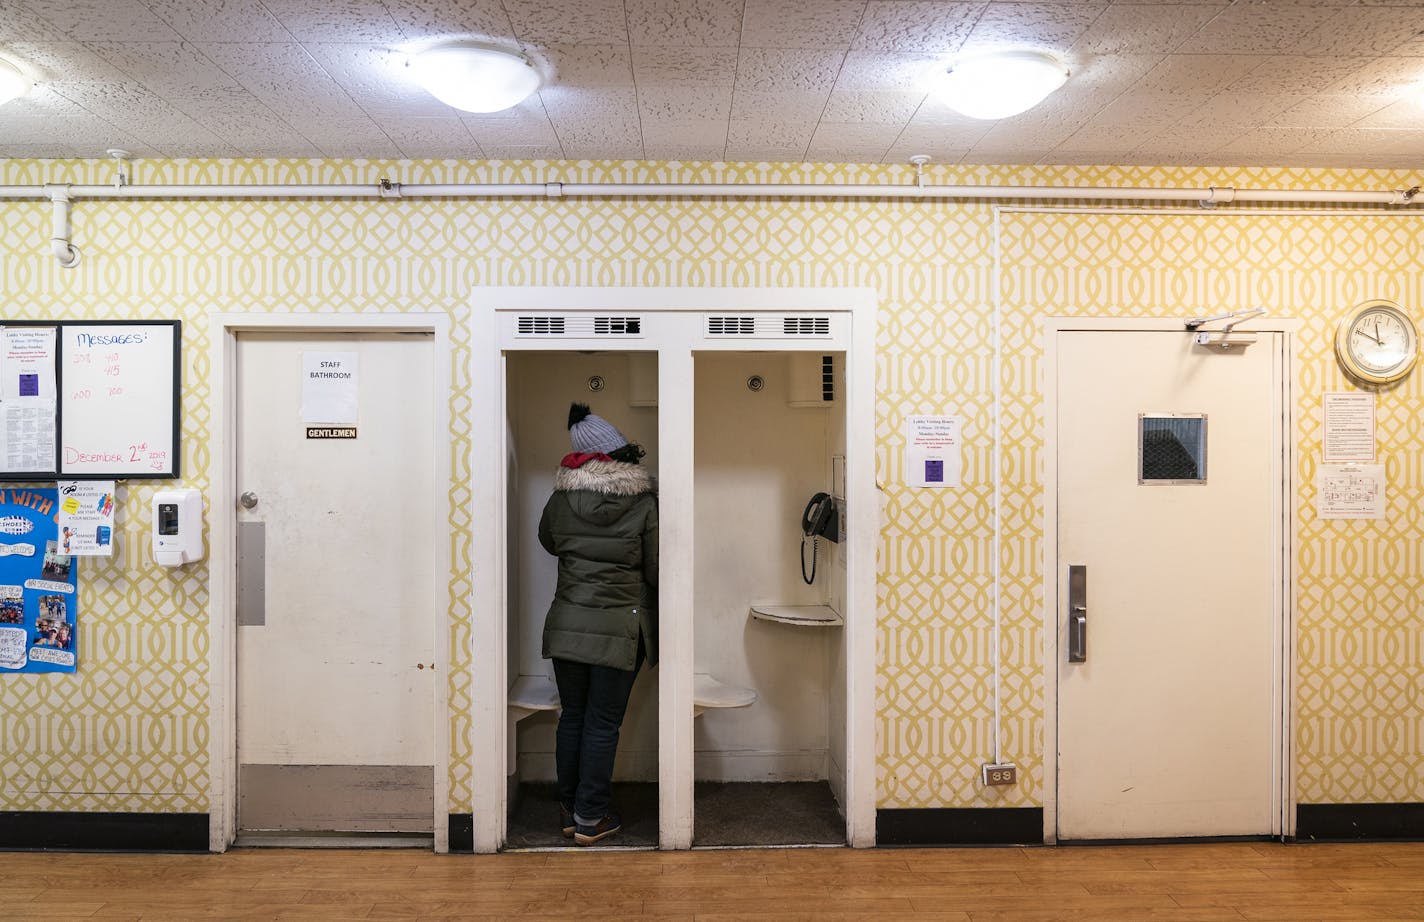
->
<box><xmin>0</xmin><ymin>487</ymin><xmax>78</xmax><ymax>673</ymax></box>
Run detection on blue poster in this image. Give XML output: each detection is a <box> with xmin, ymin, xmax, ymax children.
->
<box><xmin>0</xmin><ymin>488</ymin><xmax>78</xmax><ymax>674</ymax></box>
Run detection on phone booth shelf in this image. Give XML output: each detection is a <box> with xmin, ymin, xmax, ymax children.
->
<box><xmin>749</xmin><ymin>604</ymin><xmax>844</xmax><ymax>627</ymax></box>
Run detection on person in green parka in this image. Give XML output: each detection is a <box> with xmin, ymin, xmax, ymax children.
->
<box><xmin>539</xmin><ymin>403</ymin><xmax>658</xmax><ymax>846</ymax></box>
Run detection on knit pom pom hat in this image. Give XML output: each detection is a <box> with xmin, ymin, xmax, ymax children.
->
<box><xmin>567</xmin><ymin>403</ymin><xmax>629</xmax><ymax>455</ymax></box>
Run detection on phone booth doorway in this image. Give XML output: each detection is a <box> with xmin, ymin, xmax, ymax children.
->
<box><xmin>471</xmin><ymin>288</ymin><xmax>877</xmax><ymax>852</ymax></box>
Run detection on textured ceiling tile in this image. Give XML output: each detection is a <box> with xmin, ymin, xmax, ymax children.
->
<box><xmin>626</xmin><ymin>0</ymin><xmax>745</xmax><ymax>47</ymax></box>
<box><xmin>804</xmin><ymin>120</ymin><xmax>895</xmax><ymax>159</ymax></box>
<box><xmin>962</xmin><ymin>2</ymin><xmax>1106</xmax><ymax>54</ymax></box>
<box><xmin>734</xmin><ymin>48</ymin><xmax>845</xmax><ymax>92</ymax></box>
<box><xmin>1212</xmin><ymin>126</ymin><xmax>1337</xmax><ymax>158</ymax></box>
<box><xmin>195</xmin><ymin>42</ymin><xmax>365</xmax><ymax>118</ymax></box>
<box><xmin>1268</xmin><ymin>93</ymin><xmax>1393</xmax><ymax>128</ymax></box>
<box><xmin>727</xmin><ymin>112</ymin><xmax>817</xmax><ymax>149</ymax></box>
<box><xmin>380</xmin><ymin>0</ymin><xmax>515</xmax><ymax>44</ymax></box>
<box><xmin>1325</xmin><ymin>56</ymin><xmax>1424</xmax><ymax>97</ymax></box>
<box><xmin>882</xmin><ymin>137</ymin><xmax>971</xmax><ymax>165</ymax></box>
<box><xmin>1222</xmin><ymin>55</ymin><xmax>1364</xmax><ymax>97</ymax></box>
<box><xmin>834</xmin><ymin>50</ymin><xmax>942</xmax><ymax>91</ymax></box>
<box><xmin>1134</xmin><ymin>54</ymin><xmax>1263</xmax><ymax>96</ymax></box>
<box><xmin>1295</xmin><ymin>6</ymin><xmax>1424</xmax><ymax>56</ymax></box>
<box><xmin>1175</xmin><ymin>93</ymin><xmax>1287</xmax><ymax>131</ymax></box>
<box><xmin>299</xmin><ymin>118</ymin><xmax>403</xmax><ymax>158</ymax></box>
<box><xmin>729</xmin><ymin>88</ymin><xmax>830</xmax><ymax>122</ymax></box>
<box><xmin>141</xmin><ymin>0</ymin><xmax>290</xmax><ymax>44</ymax></box>
<box><xmin>1297</xmin><ymin>127</ymin><xmax>1424</xmax><ymax>155</ymax></box>
<box><xmin>257</xmin><ymin>0</ymin><xmax>400</xmax><ymax>43</ymax></box>
<box><xmin>14</xmin><ymin>0</ymin><xmax>180</xmax><ymax>42</ymax></box>
<box><xmin>302</xmin><ymin>43</ymin><xmax>450</xmax><ymax>118</ymax></box>
<box><xmin>820</xmin><ymin>89</ymin><xmax>922</xmax><ymax>124</ymax></box>
<box><xmin>1070</xmin><ymin>3</ymin><xmax>1220</xmax><ymax>56</ymax></box>
<box><xmin>632</xmin><ymin>46</ymin><xmax>739</xmax><ymax>86</ymax></box>
<box><xmin>143</xmin><ymin>129</ymin><xmax>243</xmax><ymax>158</ymax></box>
<box><xmin>641</xmin><ymin>120</ymin><xmax>729</xmax><ymax>159</ymax></box>
<box><xmin>0</xmin><ymin>85</ymin><xmax>88</xmax><ymax>116</ymax></box>
<box><xmin>740</xmin><ymin>0</ymin><xmax>866</xmax><ymax>49</ymax></box>
<box><xmin>851</xmin><ymin>1</ymin><xmax>985</xmax><ymax>53</ymax></box>
<box><xmin>85</xmin><ymin>42</ymin><xmax>245</xmax><ymax>97</ymax></box>
<box><xmin>1347</xmin><ymin>98</ymin><xmax>1424</xmax><ymax>131</ymax></box>
<box><xmin>1173</xmin><ymin>3</ymin><xmax>1338</xmax><ymax>55</ymax></box>
<box><xmin>504</xmin><ymin>0</ymin><xmax>630</xmax><ymax>45</ymax></box>
<box><xmin>0</xmin><ymin>1</ymin><xmax>69</xmax><ymax>41</ymax></box>
<box><xmin>638</xmin><ymin>87</ymin><xmax>731</xmax><ymax>121</ymax></box>
<box><xmin>1068</xmin><ymin>92</ymin><xmax>1206</xmax><ymax>137</ymax></box>
<box><xmin>463</xmin><ymin>107</ymin><xmax>563</xmax><ymax>157</ymax></box>
<box><xmin>543</xmin><ymin>44</ymin><xmax>635</xmax><ymax>88</ymax></box>
<box><xmin>5</xmin><ymin>40</ymin><xmax>129</xmax><ymax>82</ymax></box>
<box><xmin>540</xmin><ymin>86</ymin><xmax>642</xmax><ymax>142</ymax></box>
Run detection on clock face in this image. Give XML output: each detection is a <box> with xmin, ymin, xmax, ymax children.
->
<box><xmin>1336</xmin><ymin>300</ymin><xmax>1418</xmax><ymax>384</ymax></box>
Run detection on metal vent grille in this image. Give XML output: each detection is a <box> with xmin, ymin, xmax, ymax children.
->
<box><xmin>820</xmin><ymin>354</ymin><xmax>834</xmax><ymax>402</ymax></box>
<box><xmin>703</xmin><ymin>314</ymin><xmax>835</xmax><ymax>339</ymax></box>
<box><xmin>785</xmin><ymin>316</ymin><xmax>831</xmax><ymax>336</ymax></box>
<box><xmin>516</xmin><ymin>315</ymin><xmax>566</xmax><ymax>335</ymax></box>
<box><xmin>593</xmin><ymin>316</ymin><xmax>641</xmax><ymax>335</ymax></box>
<box><xmin>514</xmin><ymin>315</ymin><xmax>644</xmax><ymax>337</ymax></box>
<box><xmin>707</xmin><ymin>316</ymin><xmax>757</xmax><ymax>335</ymax></box>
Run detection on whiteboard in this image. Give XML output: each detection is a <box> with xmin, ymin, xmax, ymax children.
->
<box><xmin>58</xmin><ymin>322</ymin><xmax>180</xmax><ymax>478</ymax></box>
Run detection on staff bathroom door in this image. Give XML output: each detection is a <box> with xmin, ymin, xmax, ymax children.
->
<box><xmin>235</xmin><ymin>331</ymin><xmax>435</xmax><ymax>839</ymax></box>
<box><xmin>1055</xmin><ymin>328</ymin><xmax>1285</xmax><ymax>840</ymax></box>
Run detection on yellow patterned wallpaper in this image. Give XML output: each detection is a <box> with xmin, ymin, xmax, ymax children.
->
<box><xmin>0</xmin><ymin>158</ymin><xmax>1421</xmax><ymax>817</ymax></box>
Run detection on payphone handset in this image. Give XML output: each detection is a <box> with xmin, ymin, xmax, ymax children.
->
<box><xmin>800</xmin><ymin>492</ymin><xmax>839</xmax><ymax>585</ymax></box>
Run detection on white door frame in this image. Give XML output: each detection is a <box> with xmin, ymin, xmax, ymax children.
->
<box><xmin>1041</xmin><ymin>315</ymin><xmax>1298</xmax><ymax>844</ymax></box>
<box><xmin>471</xmin><ymin>287</ymin><xmax>878</xmax><ymax>852</ymax></box>
<box><xmin>208</xmin><ymin>312</ymin><xmax>453</xmax><ymax>853</ymax></box>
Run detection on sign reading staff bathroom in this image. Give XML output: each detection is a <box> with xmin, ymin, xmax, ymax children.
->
<box><xmin>906</xmin><ymin>415</ymin><xmax>963</xmax><ymax>488</ymax></box>
<box><xmin>302</xmin><ymin>352</ymin><xmax>358</xmax><ymax>427</ymax></box>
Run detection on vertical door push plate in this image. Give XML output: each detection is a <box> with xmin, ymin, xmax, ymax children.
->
<box><xmin>1067</xmin><ymin>564</ymin><xmax>1087</xmax><ymax>664</ymax></box>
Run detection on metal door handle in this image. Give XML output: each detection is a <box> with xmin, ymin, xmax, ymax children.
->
<box><xmin>239</xmin><ymin>491</ymin><xmax>259</xmax><ymax>509</ymax></box>
<box><xmin>1068</xmin><ymin>564</ymin><xmax>1087</xmax><ymax>664</ymax></box>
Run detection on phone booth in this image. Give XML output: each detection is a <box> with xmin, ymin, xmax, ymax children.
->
<box><xmin>471</xmin><ymin>289</ymin><xmax>876</xmax><ymax>852</ymax></box>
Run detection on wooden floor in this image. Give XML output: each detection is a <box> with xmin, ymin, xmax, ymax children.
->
<box><xmin>4</xmin><ymin>841</ymin><xmax>1423</xmax><ymax>920</ymax></box>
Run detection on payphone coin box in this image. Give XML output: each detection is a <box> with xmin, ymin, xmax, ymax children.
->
<box><xmin>153</xmin><ymin>488</ymin><xmax>204</xmax><ymax>566</ymax></box>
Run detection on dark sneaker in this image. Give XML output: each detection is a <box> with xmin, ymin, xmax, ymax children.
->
<box><xmin>573</xmin><ymin>813</ymin><xmax>622</xmax><ymax>846</ymax></box>
<box><xmin>559</xmin><ymin>803</ymin><xmax>575</xmax><ymax>838</ymax></box>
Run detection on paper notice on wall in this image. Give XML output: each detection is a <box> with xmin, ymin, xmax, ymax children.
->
<box><xmin>0</xmin><ymin>327</ymin><xmax>58</xmax><ymax>474</ymax></box>
<box><xmin>56</xmin><ymin>481</ymin><xmax>116</xmax><ymax>557</ymax></box>
<box><xmin>1322</xmin><ymin>392</ymin><xmax>1375</xmax><ymax>462</ymax></box>
<box><xmin>1317</xmin><ymin>462</ymin><xmax>1386</xmax><ymax>520</ymax></box>
<box><xmin>905</xmin><ymin>415</ymin><xmax>962</xmax><ymax>488</ymax></box>
<box><xmin>301</xmin><ymin>351</ymin><xmax>358</xmax><ymax>424</ymax></box>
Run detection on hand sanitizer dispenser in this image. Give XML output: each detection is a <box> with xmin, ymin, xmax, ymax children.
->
<box><xmin>153</xmin><ymin>489</ymin><xmax>204</xmax><ymax>566</ymax></box>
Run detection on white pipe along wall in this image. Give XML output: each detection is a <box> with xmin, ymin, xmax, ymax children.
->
<box><xmin>5</xmin><ymin>177</ymin><xmax>1419</xmax><ymax>268</ymax></box>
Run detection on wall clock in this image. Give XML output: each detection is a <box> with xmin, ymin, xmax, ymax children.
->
<box><xmin>1335</xmin><ymin>299</ymin><xmax>1418</xmax><ymax>385</ymax></box>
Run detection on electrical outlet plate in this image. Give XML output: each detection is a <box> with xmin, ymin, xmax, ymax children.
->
<box><xmin>982</xmin><ymin>762</ymin><xmax>1017</xmax><ymax>786</ymax></box>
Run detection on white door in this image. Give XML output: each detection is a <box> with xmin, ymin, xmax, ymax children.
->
<box><xmin>1056</xmin><ymin>329</ymin><xmax>1283</xmax><ymax>840</ymax></box>
<box><xmin>235</xmin><ymin>332</ymin><xmax>435</xmax><ymax>836</ymax></box>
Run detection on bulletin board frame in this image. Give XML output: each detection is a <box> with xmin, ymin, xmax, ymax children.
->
<box><xmin>0</xmin><ymin>320</ymin><xmax>181</xmax><ymax>481</ymax></box>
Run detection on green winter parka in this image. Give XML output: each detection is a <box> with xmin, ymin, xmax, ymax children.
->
<box><xmin>538</xmin><ymin>456</ymin><xmax>658</xmax><ymax>670</ymax></box>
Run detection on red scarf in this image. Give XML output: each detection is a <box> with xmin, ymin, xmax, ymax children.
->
<box><xmin>561</xmin><ymin>451</ymin><xmax>612</xmax><ymax>469</ymax></box>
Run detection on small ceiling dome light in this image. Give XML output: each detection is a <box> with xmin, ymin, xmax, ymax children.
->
<box><xmin>932</xmin><ymin>50</ymin><xmax>1068</xmax><ymax>120</ymax></box>
<box><xmin>0</xmin><ymin>56</ymin><xmax>34</xmax><ymax>107</ymax></box>
<box><xmin>411</xmin><ymin>43</ymin><xmax>540</xmax><ymax>113</ymax></box>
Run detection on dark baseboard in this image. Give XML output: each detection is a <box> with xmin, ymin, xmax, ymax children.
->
<box><xmin>0</xmin><ymin>811</ymin><xmax>208</xmax><ymax>851</ymax></box>
<box><xmin>877</xmin><ymin>807</ymin><xmax>1043</xmax><ymax>846</ymax></box>
<box><xmin>448</xmin><ymin>813</ymin><xmax>473</xmax><ymax>852</ymax></box>
<box><xmin>1296</xmin><ymin>803</ymin><xmax>1424</xmax><ymax>841</ymax></box>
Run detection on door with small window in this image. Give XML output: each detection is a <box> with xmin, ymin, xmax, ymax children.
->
<box><xmin>1055</xmin><ymin>329</ymin><xmax>1284</xmax><ymax>840</ymax></box>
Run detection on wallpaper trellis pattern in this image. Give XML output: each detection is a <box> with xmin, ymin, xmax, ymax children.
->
<box><xmin>0</xmin><ymin>158</ymin><xmax>1420</xmax><ymax>816</ymax></box>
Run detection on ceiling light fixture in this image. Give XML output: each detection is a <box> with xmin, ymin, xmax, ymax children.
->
<box><xmin>410</xmin><ymin>44</ymin><xmax>540</xmax><ymax>114</ymax></box>
<box><xmin>0</xmin><ymin>56</ymin><xmax>34</xmax><ymax>107</ymax></box>
<box><xmin>932</xmin><ymin>50</ymin><xmax>1068</xmax><ymax>120</ymax></box>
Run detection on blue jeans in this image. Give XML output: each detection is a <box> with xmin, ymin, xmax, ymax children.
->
<box><xmin>552</xmin><ymin>639</ymin><xmax>644</xmax><ymax>824</ymax></box>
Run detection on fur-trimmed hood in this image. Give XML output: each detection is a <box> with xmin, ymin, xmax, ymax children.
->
<box><xmin>553</xmin><ymin>459</ymin><xmax>654</xmax><ymax>497</ymax></box>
